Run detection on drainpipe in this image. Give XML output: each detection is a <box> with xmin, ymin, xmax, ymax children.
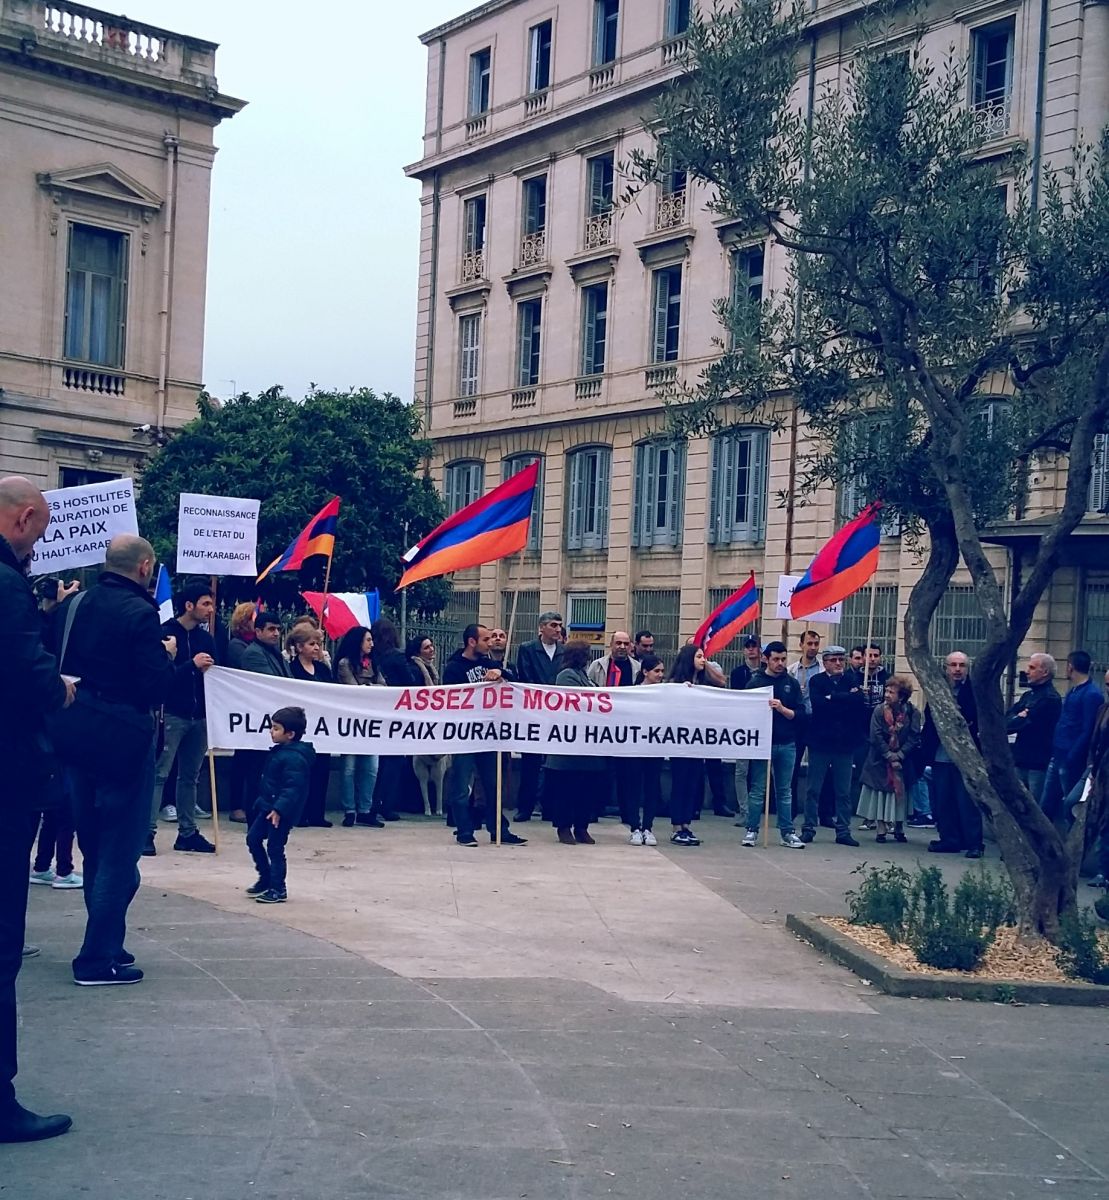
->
<box><xmin>156</xmin><ymin>133</ymin><xmax>179</xmax><ymax>434</ymax></box>
<box><xmin>420</xmin><ymin>38</ymin><xmax>448</xmax><ymax>462</ymax></box>
<box><xmin>1029</xmin><ymin>0</ymin><xmax>1049</xmax><ymax>213</ymax></box>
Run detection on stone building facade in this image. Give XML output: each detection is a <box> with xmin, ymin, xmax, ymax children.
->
<box><xmin>0</xmin><ymin>0</ymin><xmax>242</xmax><ymax>490</ymax></box>
<box><xmin>405</xmin><ymin>0</ymin><xmax>1109</xmax><ymax>683</ymax></box>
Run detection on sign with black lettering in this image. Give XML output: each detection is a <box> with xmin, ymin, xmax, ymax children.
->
<box><xmin>176</xmin><ymin>493</ymin><xmax>260</xmax><ymax>575</ymax></box>
<box><xmin>203</xmin><ymin>667</ymin><xmax>773</xmax><ymax>760</ymax></box>
<box><xmin>30</xmin><ymin>478</ymin><xmax>139</xmax><ymax>574</ymax></box>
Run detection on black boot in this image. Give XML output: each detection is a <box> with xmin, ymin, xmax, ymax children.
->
<box><xmin>0</xmin><ymin>1102</ymin><xmax>72</xmax><ymax>1143</ymax></box>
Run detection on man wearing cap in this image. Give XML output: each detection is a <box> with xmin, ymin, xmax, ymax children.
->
<box><xmin>730</xmin><ymin>636</ymin><xmax>763</xmax><ymax>820</ymax></box>
<box><xmin>803</xmin><ymin>646</ymin><xmax>865</xmax><ymax>846</ymax></box>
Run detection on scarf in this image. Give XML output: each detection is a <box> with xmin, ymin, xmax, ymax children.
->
<box><xmin>882</xmin><ymin>701</ymin><xmax>909</xmax><ymax>800</ymax></box>
<box><xmin>606</xmin><ymin>658</ymin><xmax>621</xmax><ymax>687</ymax></box>
<box><xmin>411</xmin><ymin>656</ymin><xmax>439</xmax><ymax>686</ymax></box>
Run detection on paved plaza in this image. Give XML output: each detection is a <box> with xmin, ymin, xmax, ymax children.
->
<box><xmin>9</xmin><ymin>814</ymin><xmax>1109</xmax><ymax>1200</ymax></box>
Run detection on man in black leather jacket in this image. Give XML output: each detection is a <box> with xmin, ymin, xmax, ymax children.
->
<box><xmin>0</xmin><ymin>476</ymin><xmax>73</xmax><ymax>1142</ymax></box>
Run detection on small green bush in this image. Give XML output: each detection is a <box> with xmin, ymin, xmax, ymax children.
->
<box><xmin>845</xmin><ymin>862</ymin><xmax>1015</xmax><ymax>972</ymax></box>
<box><xmin>1055</xmin><ymin>910</ymin><xmax>1109</xmax><ymax>985</ymax></box>
<box><xmin>846</xmin><ymin>862</ymin><xmax>913</xmax><ymax>941</ymax></box>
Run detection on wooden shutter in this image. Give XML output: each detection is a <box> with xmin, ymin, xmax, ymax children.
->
<box><xmin>631</xmin><ymin>443</ymin><xmax>645</xmax><ymax>548</ymax></box>
<box><xmin>567</xmin><ymin>451</ymin><xmax>583</xmax><ymax>550</ymax></box>
<box><xmin>667</xmin><ymin>443</ymin><xmax>685</xmax><ymax>547</ymax></box>
<box><xmin>652</xmin><ymin>271</ymin><xmax>669</xmax><ymax>363</ymax></box>
<box><xmin>750</xmin><ymin>430</ymin><xmax>768</xmax><ymax>543</ymax></box>
<box><xmin>596</xmin><ymin>448</ymin><xmax>611</xmax><ymax>549</ymax></box>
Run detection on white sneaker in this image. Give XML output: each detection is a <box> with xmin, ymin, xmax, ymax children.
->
<box><xmin>643</xmin><ymin>830</ymin><xmax>658</xmax><ymax>847</ymax></box>
<box><xmin>161</xmin><ymin>805</ymin><xmax>178</xmax><ymax>823</ymax></box>
<box><xmin>781</xmin><ymin>833</ymin><xmax>806</xmax><ymax>849</ymax></box>
<box><xmin>29</xmin><ymin>869</ymin><xmax>56</xmax><ymax>885</ymax></box>
<box><xmin>629</xmin><ymin>829</ymin><xmax>644</xmax><ymax>846</ymax></box>
<box><xmin>742</xmin><ymin>830</ymin><xmax>759</xmax><ymax>847</ymax></box>
<box><xmin>51</xmin><ymin>872</ymin><xmax>84</xmax><ymax>889</ymax></box>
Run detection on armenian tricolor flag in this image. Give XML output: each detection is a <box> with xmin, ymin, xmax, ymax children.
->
<box><xmin>398</xmin><ymin>461</ymin><xmax>539</xmax><ymax>589</ymax></box>
<box><xmin>693</xmin><ymin>572</ymin><xmax>760</xmax><ymax>659</ymax></box>
<box><xmin>790</xmin><ymin>502</ymin><xmax>882</xmax><ymax>620</ymax></box>
<box><xmin>256</xmin><ymin>497</ymin><xmax>340</xmax><ymax>584</ymax></box>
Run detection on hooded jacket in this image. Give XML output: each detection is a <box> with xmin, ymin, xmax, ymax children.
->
<box><xmin>160</xmin><ymin>617</ymin><xmax>217</xmax><ymax>720</ymax></box>
<box><xmin>442</xmin><ymin>648</ymin><xmax>503</xmax><ymax>686</ymax></box>
<box><xmin>255</xmin><ymin>738</ymin><xmax>315</xmax><ymax>824</ymax></box>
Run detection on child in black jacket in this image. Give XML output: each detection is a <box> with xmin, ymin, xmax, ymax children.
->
<box><xmin>245</xmin><ymin>706</ymin><xmax>315</xmax><ymax>904</ymax></box>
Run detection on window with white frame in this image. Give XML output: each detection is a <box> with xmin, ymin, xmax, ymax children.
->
<box><xmin>1090</xmin><ymin>433</ymin><xmax>1109</xmax><ymax>514</ymax></box>
<box><xmin>468</xmin><ymin>47</ymin><xmax>492</xmax><ymax>116</ymax></box>
<box><xmin>729</xmin><ymin>243</ymin><xmax>765</xmax><ymax>344</ymax></box>
<box><xmin>593</xmin><ymin>0</ymin><xmax>619</xmax><ymax>65</ymax></box>
<box><xmin>458</xmin><ymin>314</ymin><xmax>481</xmax><ymax>397</ymax></box>
<box><xmin>522</xmin><ymin>175</ymin><xmax>547</xmax><ymax>236</ymax></box>
<box><xmin>444</xmin><ymin>460</ymin><xmax>485</xmax><ymax>515</ymax></box>
<box><xmin>587</xmin><ymin>153</ymin><xmax>615</xmax><ymax>216</ymax></box>
<box><xmin>580</xmin><ymin>282</ymin><xmax>609</xmax><ymax>376</ymax></box>
<box><xmin>633</xmin><ymin>441</ymin><xmax>686</xmax><ymax>548</ymax></box>
<box><xmin>503</xmin><ymin>453</ymin><xmax>544</xmax><ymax>552</ymax></box>
<box><xmin>463</xmin><ymin>195</ymin><xmax>487</xmax><ymax>256</ymax></box>
<box><xmin>64</xmin><ymin>223</ymin><xmax>128</xmax><ymax>367</ymax></box>
<box><xmin>528</xmin><ymin>20</ymin><xmax>552</xmax><ymax>91</ymax></box>
<box><xmin>651</xmin><ymin>264</ymin><xmax>682</xmax><ymax>363</ymax></box>
<box><xmin>516</xmin><ymin>298</ymin><xmax>543</xmax><ymax>388</ymax></box>
<box><xmin>665</xmin><ymin>0</ymin><xmax>691</xmax><ymax>37</ymax></box>
<box><xmin>708</xmin><ymin>428</ymin><xmax>769</xmax><ymax>545</ymax></box>
<box><xmin>566</xmin><ymin>446</ymin><xmax>611</xmax><ymax>551</ymax></box>
<box><xmin>970</xmin><ymin>18</ymin><xmax>1014</xmax><ymax>138</ymax></box>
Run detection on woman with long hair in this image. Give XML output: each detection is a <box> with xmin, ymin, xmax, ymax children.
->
<box><xmin>407</xmin><ymin>634</ymin><xmax>439</xmax><ymax>686</ymax></box>
<box><xmin>288</xmin><ymin>625</ymin><xmax>334</xmax><ymax>827</ymax></box>
<box><xmin>857</xmin><ymin>675</ymin><xmax>923</xmax><ymax>843</ymax></box>
<box><xmin>226</xmin><ymin>602</ymin><xmax>258</xmax><ymax>822</ymax></box>
<box><xmin>335</xmin><ymin>626</ymin><xmax>382</xmax><ymax>828</ymax></box>
<box><xmin>626</xmin><ymin>654</ymin><xmax>666</xmax><ymax>846</ymax></box>
<box><xmin>665</xmin><ymin>644</ymin><xmax>721</xmax><ymax>846</ymax></box>
<box><xmin>369</xmin><ymin>617</ymin><xmax>414</xmax><ymax>819</ymax></box>
<box><xmin>544</xmin><ymin>640</ymin><xmax>605</xmax><ymax>845</ymax></box>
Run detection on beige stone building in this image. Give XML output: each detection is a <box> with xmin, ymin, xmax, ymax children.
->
<box><xmin>405</xmin><ymin>0</ymin><xmax>1109</xmax><ymax>684</ymax></box>
<box><xmin>0</xmin><ymin>0</ymin><xmax>242</xmax><ymax>490</ymax></box>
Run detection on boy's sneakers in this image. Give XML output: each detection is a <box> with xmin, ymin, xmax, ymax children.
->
<box><xmin>29</xmin><ymin>869</ymin><xmax>56</xmax><ymax>886</ymax></box>
<box><xmin>245</xmin><ymin>879</ymin><xmax>270</xmax><ymax>896</ymax></box>
<box><xmin>51</xmin><ymin>872</ymin><xmax>83</xmax><ymax>890</ymax></box>
<box><xmin>160</xmin><ymin>805</ymin><xmax>178</xmax><ymax>822</ymax></box>
<box><xmin>255</xmin><ymin>888</ymin><xmax>287</xmax><ymax>904</ymax></box>
<box><xmin>781</xmin><ymin>833</ymin><xmax>806</xmax><ymax>849</ymax></box>
<box><xmin>642</xmin><ymin>829</ymin><xmax>658</xmax><ymax>847</ymax></box>
<box><xmin>73</xmin><ymin>964</ymin><xmax>144</xmax><ymax>986</ymax></box>
<box><xmin>741</xmin><ymin>829</ymin><xmax>759</xmax><ymax>847</ymax></box>
<box><xmin>629</xmin><ymin>829</ymin><xmax>644</xmax><ymax>846</ymax></box>
<box><xmin>174</xmin><ymin>831</ymin><xmax>215</xmax><ymax>853</ymax></box>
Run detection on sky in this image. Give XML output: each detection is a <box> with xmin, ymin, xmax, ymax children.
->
<box><xmin>119</xmin><ymin>0</ymin><xmax>466</xmax><ymax>404</ymax></box>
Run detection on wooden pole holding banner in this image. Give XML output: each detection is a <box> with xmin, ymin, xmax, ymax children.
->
<box><xmin>207</xmin><ymin>750</ymin><xmax>221</xmax><ymax>854</ymax></box>
<box><xmin>763</xmin><ymin>755</ymin><xmax>773</xmax><ymax>848</ymax></box>
<box><xmin>494</xmin><ymin>550</ymin><xmax>525</xmax><ymax>847</ymax></box>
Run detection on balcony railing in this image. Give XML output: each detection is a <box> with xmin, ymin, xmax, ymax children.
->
<box><xmin>453</xmin><ymin>397</ymin><xmax>477</xmax><ymax>419</ymax></box>
<box><xmin>661</xmin><ymin>36</ymin><xmax>689</xmax><ymax>65</ymax></box>
<box><xmin>511</xmin><ymin>388</ymin><xmax>537</xmax><ymax>409</ymax></box>
<box><xmin>584</xmin><ymin>211</ymin><xmax>614</xmax><ymax>250</ymax></box>
<box><xmin>645</xmin><ymin>364</ymin><xmax>678</xmax><ymax>389</ymax></box>
<box><xmin>460</xmin><ymin>250</ymin><xmax>486</xmax><ymax>284</ymax></box>
<box><xmin>971</xmin><ymin>98</ymin><xmax>1011</xmax><ymax>143</ymax></box>
<box><xmin>575</xmin><ymin>377</ymin><xmax>602</xmax><ymax>401</ymax></box>
<box><xmin>589</xmin><ymin>65</ymin><xmax>615</xmax><ymax>92</ymax></box>
<box><xmin>655</xmin><ymin>188</ymin><xmax>687</xmax><ymax>231</ymax></box>
<box><xmin>465</xmin><ymin>114</ymin><xmax>488</xmax><ymax>139</ymax></box>
<box><xmin>43</xmin><ymin>3</ymin><xmax>162</xmax><ymax>62</ymax></box>
<box><xmin>63</xmin><ymin>365</ymin><xmax>125</xmax><ymax>395</ymax></box>
<box><xmin>519</xmin><ymin>230</ymin><xmax>547</xmax><ymax>268</ymax></box>
<box><xmin>524</xmin><ymin>91</ymin><xmax>548</xmax><ymax>118</ymax></box>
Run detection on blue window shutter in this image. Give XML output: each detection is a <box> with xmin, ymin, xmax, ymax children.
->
<box><xmin>631</xmin><ymin>444</ymin><xmax>644</xmax><ymax>548</ymax></box>
<box><xmin>751</xmin><ymin>431</ymin><xmax>768</xmax><ymax>543</ymax></box>
<box><xmin>598</xmin><ymin>449</ymin><xmax>611</xmax><ymax>549</ymax></box>
<box><xmin>669</xmin><ymin>443</ymin><xmax>685</xmax><ymax>547</ymax></box>
<box><xmin>652</xmin><ymin>272</ymin><xmax>669</xmax><ymax>363</ymax></box>
<box><xmin>567</xmin><ymin>452</ymin><xmax>582</xmax><ymax>550</ymax></box>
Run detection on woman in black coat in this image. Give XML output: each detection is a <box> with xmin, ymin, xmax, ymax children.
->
<box><xmin>544</xmin><ymin>640</ymin><xmax>606</xmax><ymax>845</ymax></box>
<box><xmin>370</xmin><ymin>617</ymin><xmax>417</xmax><ymax>819</ymax></box>
<box><xmin>288</xmin><ymin>625</ymin><xmax>333</xmax><ymax>827</ymax></box>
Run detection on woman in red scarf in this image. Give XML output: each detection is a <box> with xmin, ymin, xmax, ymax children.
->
<box><xmin>857</xmin><ymin>675</ymin><xmax>922</xmax><ymax>843</ymax></box>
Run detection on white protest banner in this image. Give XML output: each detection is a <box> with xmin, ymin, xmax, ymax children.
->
<box><xmin>176</xmin><ymin>493</ymin><xmax>260</xmax><ymax>575</ymax></box>
<box><xmin>203</xmin><ymin>667</ymin><xmax>773</xmax><ymax>761</ymax></box>
<box><xmin>30</xmin><ymin>478</ymin><xmax>139</xmax><ymax>574</ymax></box>
<box><xmin>775</xmin><ymin>574</ymin><xmax>842</xmax><ymax>625</ymax></box>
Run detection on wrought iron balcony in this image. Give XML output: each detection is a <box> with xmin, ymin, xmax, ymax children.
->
<box><xmin>460</xmin><ymin>250</ymin><xmax>486</xmax><ymax>284</ymax></box>
<box><xmin>971</xmin><ymin>98</ymin><xmax>1010</xmax><ymax>143</ymax></box>
<box><xmin>655</xmin><ymin>188</ymin><xmax>687</xmax><ymax>231</ymax></box>
<box><xmin>584</xmin><ymin>211</ymin><xmax>614</xmax><ymax>250</ymax></box>
<box><xmin>519</xmin><ymin>231</ymin><xmax>547</xmax><ymax>268</ymax></box>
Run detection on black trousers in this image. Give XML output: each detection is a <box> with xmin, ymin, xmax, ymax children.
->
<box><xmin>246</xmin><ymin>811</ymin><xmax>292</xmax><ymax>890</ymax></box>
<box><xmin>301</xmin><ymin>754</ymin><xmax>331</xmax><ymax>824</ymax></box>
<box><xmin>0</xmin><ymin>805</ymin><xmax>37</xmax><ymax>1111</ymax></box>
<box><xmin>373</xmin><ymin>756</ymin><xmax>405</xmax><ymax>816</ymax></box>
<box><xmin>670</xmin><ymin>759</ymin><xmax>705</xmax><ymax>826</ymax></box>
<box><xmin>33</xmin><ymin>804</ymin><xmax>76</xmax><ymax>877</ymax></box>
<box><xmin>515</xmin><ymin>754</ymin><xmax>545</xmax><ymax>819</ymax></box>
<box><xmin>230</xmin><ymin>749</ymin><xmax>266</xmax><ymax>814</ymax></box>
<box><xmin>546</xmin><ymin>769</ymin><xmax>598</xmax><ymax>833</ymax></box>
<box><xmin>625</xmin><ymin>760</ymin><xmax>660</xmax><ymax>831</ymax></box>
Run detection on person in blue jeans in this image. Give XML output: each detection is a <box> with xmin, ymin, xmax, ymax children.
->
<box><xmin>742</xmin><ymin>641</ymin><xmax>806</xmax><ymax>849</ymax></box>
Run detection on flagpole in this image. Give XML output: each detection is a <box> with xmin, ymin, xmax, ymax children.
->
<box><xmin>763</xmin><ymin>756</ymin><xmax>773</xmax><ymax>849</ymax></box>
<box><xmin>862</xmin><ymin>584</ymin><xmax>877</xmax><ymax>689</ymax></box>
<box><xmin>496</xmin><ymin>549</ymin><xmax>525</xmax><ymax>849</ymax></box>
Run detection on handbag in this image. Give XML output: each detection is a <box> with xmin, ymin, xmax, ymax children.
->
<box><xmin>48</xmin><ymin>592</ymin><xmax>155</xmax><ymax>783</ymax></box>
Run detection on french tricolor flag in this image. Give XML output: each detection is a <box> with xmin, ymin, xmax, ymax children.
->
<box><xmin>301</xmin><ymin>590</ymin><xmax>381</xmax><ymax>639</ymax></box>
<box><xmin>155</xmin><ymin>564</ymin><xmax>174</xmax><ymax>624</ymax></box>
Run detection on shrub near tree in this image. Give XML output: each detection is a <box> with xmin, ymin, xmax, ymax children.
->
<box><xmin>634</xmin><ymin>0</ymin><xmax>1109</xmax><ymax>941</ymax></box>
<box><xmin>136</xmin><ymin>387</ymin><xmax>450</xmax><ymax>614</ymax></box>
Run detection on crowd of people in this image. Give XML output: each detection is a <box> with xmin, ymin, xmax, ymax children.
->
<box><xmin>4</xmin><ymin>466</ymin><xmax>1108</xmax><ymax>1144</ymax></box>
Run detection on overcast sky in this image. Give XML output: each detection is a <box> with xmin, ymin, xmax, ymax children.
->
<box><xmin>119</xmin><ymin>0</ymin><xmax>465</xmax><ymax>404</ymax></box>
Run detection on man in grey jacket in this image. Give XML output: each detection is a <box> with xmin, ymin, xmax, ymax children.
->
<box><xmin>241</xmin><ymin>614</ymin><xmax>290</xmax><ymax>677</ymax></box>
